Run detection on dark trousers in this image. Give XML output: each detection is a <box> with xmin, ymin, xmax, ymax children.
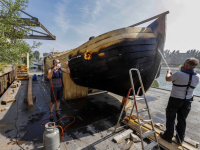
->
<box><xmin>164</xmin><ymin>96</ymin><xmax>192</xmax><ymax>141</ymax></box>
<box><xmin>50</xmin><ymin>87</ymin><xmax>63</xmax><ymax>103</ymax></box>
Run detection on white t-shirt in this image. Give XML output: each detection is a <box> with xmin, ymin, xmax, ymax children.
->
<box><xmin>170</xmin><ymin>71</ymin><xmax>200</xmax><ymax>99</ymax></box>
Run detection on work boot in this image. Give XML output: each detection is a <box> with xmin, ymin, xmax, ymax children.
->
<box><xmin>49</xmin><ymin>112</ymin><xmax>54</xmax><ymax>120</ymax></box>
<box><xmin>56</xmin><ymin>110</ymin><xmax>61</xmax><ymax>119</ymax></box>
<box><xmin>160</xmin><ymin>132</ymin><xmax>172</xmax><ymax>143</ymax></box>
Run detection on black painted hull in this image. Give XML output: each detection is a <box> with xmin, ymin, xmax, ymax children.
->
<box><xmin>69</xmin><ymin>15</ymin><xmax>167</xmax><ymax>96</ymax></box>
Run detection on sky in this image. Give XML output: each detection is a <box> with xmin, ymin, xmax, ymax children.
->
<box><xmin>23</xmin><ymin>0</ymin><xmax>200</xmax><ymax>55</ymax></box>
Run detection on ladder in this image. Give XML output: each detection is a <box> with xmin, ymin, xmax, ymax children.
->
<box><xmin>114</xmin><ymin>68</ymin><xmax>160</xmax><ymax>150</ymax></box>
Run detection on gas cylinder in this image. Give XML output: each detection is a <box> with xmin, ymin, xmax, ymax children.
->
<box><xmin>43</xmin><ymin>122</ymin><xmax>60</xmax><ymax>150</ymax></box>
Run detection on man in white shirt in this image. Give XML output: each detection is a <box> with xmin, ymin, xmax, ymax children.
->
<box><xmin>160</xmin><ymin>58</ymin><xmax>200</xmax><ymax>144</ymax></box>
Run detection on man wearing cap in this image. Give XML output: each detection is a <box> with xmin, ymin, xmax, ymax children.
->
<box><xmin>160</xmin><ymin>58</ymin><xmax>200</xmax><ymax>144</ymax></box>
<box><xmin>47</xmin><ymin>59</ymin><xmax>70</xmax><ymax>118</ymax></box>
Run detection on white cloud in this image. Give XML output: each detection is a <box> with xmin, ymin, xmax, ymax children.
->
<box><xmin>54</xmin><ymin>0</ymin><xmax>71</xmax><ymax>33</ymax></box>
<box><xmin>31</xmin><ymin>0</ymin><xmax>200</xmax><ymax>54</ymax></box>
<box><xmin>79</xmin><ymin>5</ymin><xmax>89</xmax><ymax>20</ymax></box>
<box><xmin>92</xmin><ymin>1</ymin><xmax>102</xmax><ymax>20</ymax></box>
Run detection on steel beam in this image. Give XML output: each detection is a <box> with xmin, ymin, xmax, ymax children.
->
<box><xmin>25</xmin><ymin>35</ymin><xmax>56</xmax><ymax>40</ymax></box>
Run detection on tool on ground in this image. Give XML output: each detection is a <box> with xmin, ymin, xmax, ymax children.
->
<box><xmin>41</xmin><ymin>69</ymin><xmax>75</xmax><ymax>141</ymax></box>
<box><xmin>175</xmin><ymin>125</ymin><xmax>184</xmax><ymax>150</ymax></box>
<box><xmin>43</xmin><ymin>122</ymin><xmax>60</xmax><ymax>150</ymax></box>
<box><xmin>114</xmin><ymin>68</ymin><xmax>160</xmax><ymax>150</ymax></box>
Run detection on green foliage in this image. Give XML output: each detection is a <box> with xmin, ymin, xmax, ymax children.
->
<box><xmin>163</xmin><ymin>49</ymin><xmax>200</xmax><ymax>68</ymax></box>
<box><xmin>31</xmin><ymin>41</ymin><xmax>42</xmax><ymax>60</ymax></box>
<box><xmin>33</xmin><ymin>50</ymin><xmax>40</xmax><ymax>60</ymax></box>
<box><xmin>0</xmin><ymin>62</ymin><xmax>11</xmax><ymax>73</ymax></box>
<box><xmin>20</xmin><ymin>41</ymin><xmax>42</xmax><ymax>65</ymax></box>
<box><xmin>0</xmin><ymin>39</ymin><xmax>41</xmax><ymax>65</ymax></box>
<box><xmin>0</xmin><ymin>0</ymin><xmax>29</xmax><ymax>64</ymax></box>
<box><xmin>0</xmin><ymin>0</ymin><xmax>30</xmax><ymax>44</ymax></box>
<box><xmin>186</xmin><ymin>49</ymin><xmax>200</xmax><ymax>60</ymax></box>
<box><xmin>163</xmin><ymin>50</ymin><xmax>180</xmax><ymax>58</ymax></box>
<box><xmin>0</xmin><ymin>0</ymin><xmax>42</xmax><ymax>66</ymax></box>
<box><xmin>0</xmin><ymin>63</ymin><xmax>4</xmax><ymax>72</ymax></box>
<box><xmin>43</xmin><ymin>52</ymin><xmax>49</xmax><ymax>57</ymax></box>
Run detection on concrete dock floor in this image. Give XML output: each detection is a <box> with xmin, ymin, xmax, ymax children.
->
<box><xmin>0</xmin><ymin>77</ymin><xmax>199</xmax><ymax>150</ymax></box>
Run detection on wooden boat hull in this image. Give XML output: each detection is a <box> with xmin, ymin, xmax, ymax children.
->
<box><xmin>68</xmin><ymin>14</ymin><xmax>167</xmax><ymax>96</ymax></box>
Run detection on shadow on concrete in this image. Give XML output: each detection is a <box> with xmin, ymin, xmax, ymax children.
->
<box><xmin>0</xmin><ymin>77</ymin><xmax>126</xmax><ymax>149</ymax></box>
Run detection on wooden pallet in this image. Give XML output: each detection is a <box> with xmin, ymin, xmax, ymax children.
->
<box><xmin>17</xmin><ymin>65</ymin><xmax>29</xmax><ymax>80</ymax></box>
<box><xmin>123</xmin><ymin>117</ymin><xmax>198</xmax><ymax>150</ymax></box>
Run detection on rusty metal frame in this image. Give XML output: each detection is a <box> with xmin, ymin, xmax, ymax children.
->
<box><xmin>19</xmin><ymin>17</ymin><xmax>56</xmax><ymax>40</ymax></box>
<box><xmin>0</xmin><ymin>1</ymin><xmax>56</xmax><ymax>40</ymax></box>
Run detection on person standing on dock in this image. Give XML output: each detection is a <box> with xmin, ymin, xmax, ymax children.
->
<box><xmin>47</xmin><ymin>59</ymin><xmax>70</xmax><ymax>118</ymax></box>
<box><xmin>160</xmin><ymin>58</ymin><xmax>200</xmax><ymax>144</ymax></box>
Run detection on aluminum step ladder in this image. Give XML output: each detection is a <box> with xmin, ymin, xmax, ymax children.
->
<box><xmin>114</xmin><ymin>68</ymin><xmax>160</xmax><ymax>150</ymax></box>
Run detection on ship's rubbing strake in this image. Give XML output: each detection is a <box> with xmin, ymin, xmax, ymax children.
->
<box><xmin>84</xmin><ymin>50</ymin><xmax>92</xmax><ymax>60</ymax></box>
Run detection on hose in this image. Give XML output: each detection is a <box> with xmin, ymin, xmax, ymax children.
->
<box><xmin>41</xmin><ymin>68</ymin><xmax>75</xmax><ymax>140</ymax></box>
<box><xmin>174</xmin><ymin>126</ymin><xmax>184</xmax><ymax>150</ymax></box>
<box><xmin>68</xmin><ymin>55</ymin><xmax>82</xmax><ymax>61</ymax></box>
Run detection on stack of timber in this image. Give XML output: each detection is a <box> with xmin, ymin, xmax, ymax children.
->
<box><xmin>123</xmin><ymin>116</ymin><xmax>198</xmax><ymax>150</ymax></box>
<box><xmin>17</xmin><ymin>65</ymin><xmax>29</xmax><ymax>80</ymax></box>
<box><xmin>44</xmin><ymin>11</ymin><xmax>169</xmax><ymax>100</ymax></box>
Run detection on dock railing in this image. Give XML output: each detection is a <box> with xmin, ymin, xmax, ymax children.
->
<box><xmin>0</xmin><ymin>69</ymin><xmax>16</xmax><ymax>96</ymax></box>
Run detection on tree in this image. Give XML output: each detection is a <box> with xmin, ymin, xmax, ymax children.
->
<box><xmin>0</xmin><ymin>0</ymin><xmax>42</xmax><ymax>67</ymax></box>
<box><xmin>33</xmin><ymin>50</ymin><xmax>40</xmax><ymax>60</ymax></box>
<box><xmin>0</xmin><ymin>40</ymin><xmax>36</xmax><ymax>72</ymax></box>
<box><xmin>163</xmin><ymin>49</ymin><xmax>171</xmax><ymax>58</ymax></box>
<box><xmin>186</xmin><ymin>49</ymin><xmax>200</xmax><ymax>58</ymax></box>
<box><xmin>43</xmin><ymin>52</ymin><xmax>49</xmax><ymax>57</ymax></box>
<box><xmin>0</xmin><ymin>0</ymin><xmax>31</xmax><ymax>48</ymax></box>
<box><xmin>21</xmin><ymin>41</ymin><xmax>42</xmax><ymax>65</ymax></box>
<box><xmin>0</xmin><ymin>0</ymin><xmax>29</xmax><ymax>64</ymax></box>
<box><xmin>31</xmin><ymin>41</ymin><xmax>42</xmax><ymax>60</ymax></box>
